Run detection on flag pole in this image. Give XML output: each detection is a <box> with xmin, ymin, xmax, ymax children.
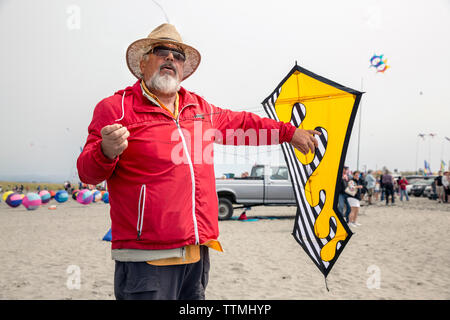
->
<box><xmin>357</xmin><ymin>77</ymin><xmax>363</xmax><ymax>171</ymax></box>
<box><xmin>441</xmin><ymin>139</ymin><xmax>445</xmax><ymax>170</ymax></box>
<box><xmin>429</xmin><ymin>136</ymin><xmax>431</xmax><ymax>172</ymax></box>
<box><xmin>415</xmin><ymin>135</ymin><xmax>419</xmax><ymax>174</ymax></box>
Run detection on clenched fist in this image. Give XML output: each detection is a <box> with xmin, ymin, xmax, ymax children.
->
<box><xmin>100</xmin><ymin>124</ymin><xmax>130</xmax><ymax>160</ymax></box>
<box><xmin>289</xmin><ymin>129</ymin><xmax>321</xmax><ymax>155</ymax></box>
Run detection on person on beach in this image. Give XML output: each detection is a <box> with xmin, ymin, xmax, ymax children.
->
<box><xmin>398</xmin><ymin>176</ymin><xmax>409</xmax><ymax>201</ymax></box>
<box><xmin>442</xmin><ymin>171</ymin><xmax>449</xmax><ymax>203</ymax></box>
<box><xmin>346</xmin><ymin>170</ymin><xmax>363</xmax><ymax>228</ymax></box>
<box><xmin>358</xmin><ymin>172</ymin><xmax>368</xmax><ymax>203</ymax></box>
<box><xmin>382</xmin><ymin>170</ymin><xmax>395</xmax><ymax>205</ymax></box>
<box><xmin>379</xmin><ymin>173</ymin><xmax>385</xmax><ymax>202</ymax></box>
<box><xmin>435</xmin><ymin>171</ymin><xmax>445</xmax><ymax>203</ymax></box>
<box><xmin>77</xmin><ymin>23</ymin><xmax>320</xmax><ymax>300</ymax></box>
<box><xmin>338</xmin><ymin>166</ymin><xmax>351</xmax><ymax>222</ymax></box>
<box><xmin>364</xmin><ymin>170</ymin><xmax>376</xmax><ymax>205</ymax></box>
<box><xmin>374</xmin><ymin>179</ymin><xmax>381</xmax><ymax>201</ymax></box>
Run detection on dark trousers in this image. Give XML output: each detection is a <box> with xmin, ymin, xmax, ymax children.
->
<box><xmin>384</xmin><ymin>184</ymin><xmax>394</xmax><ymax>204</ymax></box>
<box><xmin>338</xmin><ymin>194</ymin><xmax>351</xmax><ymax>222</ymax></box>
<box><xmin>114</xmin><ymin>246</ymin><xmax>210</xmax><ymax>300</ymax></box>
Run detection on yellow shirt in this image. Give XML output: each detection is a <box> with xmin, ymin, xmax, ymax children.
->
<box><xmin>140</xmin><ymin>80</ymin><xmax>223</xmax><ymax>266</ymax></box>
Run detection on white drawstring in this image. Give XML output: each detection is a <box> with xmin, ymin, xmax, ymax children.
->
<box><xmin>137</xmin><ymin>184</ymin><xmax>146</xmax><ymax>238</ymax></box>
<box><xmin>115</xmin><ymin>91</ymin><xmax>126</xmax><ymax>122</ymax></box>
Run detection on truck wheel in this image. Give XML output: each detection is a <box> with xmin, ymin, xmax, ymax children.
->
<box><xmin>218</xmin><ymin>198</ymin><xmax>234</xmax><ymax>220</ymax></box>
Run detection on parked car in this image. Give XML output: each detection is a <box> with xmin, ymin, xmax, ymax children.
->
<box><xmin>423</xmin><ymin>185</ymin><xmax>438</xmax><ymax>200</ymax></box>
<box><xmin>405</xmin><ymin>177</ymin><xmax>421</xmax><ymax>195</ymax></box>
<box><xmin>215</xmin><ymin>165</ymin><xmax>296</xmax><ymax>220</ymax></box>
<box><xmin>410</xmin><ymin>179</ymin><xmax>435</xmax><ymax>197</ymax></box>
<box><xmin>405</xmin><ymin>175</ymin><xmax>437</xmax><ymax>195</ymax></box>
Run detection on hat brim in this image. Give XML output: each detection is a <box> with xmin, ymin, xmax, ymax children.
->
<box><xmin>126</xmin><ymin>38</ymin><xmax>201</xmax><ymax>81</ymax></box>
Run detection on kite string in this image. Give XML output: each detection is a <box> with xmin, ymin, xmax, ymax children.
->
<box><xmin>152</xmin><ymin>0</ymin><xmax>170</xmax><ymax>23</ymax></box>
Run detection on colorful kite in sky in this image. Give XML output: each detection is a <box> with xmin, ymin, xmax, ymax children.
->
<box><xmin>262</xmin><ymin>64</ymin><xmax>363</xmax><ymax>279</ymax></box>
<box><xmin>369</xmin><ymin>54</ymin><xmax>389</xmax><ymax>73</ymax></box>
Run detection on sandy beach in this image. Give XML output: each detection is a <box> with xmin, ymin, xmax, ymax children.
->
<box><xmin>0</xmin><ymin>195</ymin><xmax>449</xmax><ymax>300</ymax></box>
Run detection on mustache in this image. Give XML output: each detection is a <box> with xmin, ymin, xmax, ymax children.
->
<box><xmin>160</xmin><ymin>62</ymin><xmax>177</xmax><ymax>75</ymax></box>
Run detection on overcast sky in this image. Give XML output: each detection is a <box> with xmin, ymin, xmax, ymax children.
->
<box><xmin>1</xmin><ymin>0</ymin><xmax>449</xmax><ymax>182</ymax></box>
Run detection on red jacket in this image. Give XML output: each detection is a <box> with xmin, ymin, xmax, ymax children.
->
<box><xmin>399</xmin><ymin>179</ymin><xmax>408</xmax><ymax>190</ymax></box>
<box><xmin>77</xmin><ymin>80</ymin><xmax>296</xmax><ymax>250</ymax></box>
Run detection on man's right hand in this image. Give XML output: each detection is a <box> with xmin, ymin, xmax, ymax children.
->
<box><xmin>100</xmin><ymin>124</ymin><xmax>130</xmax><ymax>160</ymax></box>
<box><xmin>289</xmin><ymin>128</ymin><xmax>321</xmax><ymax>155</ymax></box>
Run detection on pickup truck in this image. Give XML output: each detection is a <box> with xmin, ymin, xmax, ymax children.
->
<box><xmin>215</xmin><ymin>165</ymin><xmax>296</xmax><ymax>220</ymax></box>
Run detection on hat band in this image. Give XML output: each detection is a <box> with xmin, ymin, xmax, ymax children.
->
<box><xmin>157</xmin><ymin>37</ymin><xmax>179</xmax><ymax>42</ymax></box>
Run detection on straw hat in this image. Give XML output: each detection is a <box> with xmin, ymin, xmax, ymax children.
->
<box><xmin>126</xmin><ymin>23</ymin><xmax>201</xmax><ymax>80</ymax></box>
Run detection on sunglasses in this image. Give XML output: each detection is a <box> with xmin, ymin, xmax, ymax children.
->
<box><xmin>146</xmin><ymin>46</ymin><xmax>186</xmax><ymax>62</ymax></box>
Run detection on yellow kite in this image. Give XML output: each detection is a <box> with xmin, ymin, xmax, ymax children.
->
<box><xmin>262</xmin><ymin>64</ymin><xmax>363</xmax><ymax>278</ymax></box>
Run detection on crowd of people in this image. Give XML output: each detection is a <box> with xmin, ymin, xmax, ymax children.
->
<box><xmin>337</xmin><ymin>167</ymin><xmax>450</xmax><ymax>228</ymax></box>
<box><xmin>0</xmin><ymin>181</ymin><xmax>107</xmax><ymax>197</ymax></box>
<box><xmin>435</xmin><ymin>171</ymin><xmax>450</xmax><ymax>203</ymax></box>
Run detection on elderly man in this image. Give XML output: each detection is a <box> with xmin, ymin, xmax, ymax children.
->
<box><xmin>77</xmin><ymin>24</ymin><xmax>319</xmax><ymax>300</ymax></box>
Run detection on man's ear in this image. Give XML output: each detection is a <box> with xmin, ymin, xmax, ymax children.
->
<box><xmin>139</xmin><ymin>58</ymin><xmax>146</xmax><ymax>75</ymax></box>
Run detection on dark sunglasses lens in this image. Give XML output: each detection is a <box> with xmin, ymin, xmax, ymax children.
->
<box><xmin>173</xmin><ymin>51</ymin><xmax>186</xmax><ymax>62</ymax></box>
<box><xmin>153</xmin><ymin>48</ymin><xmax>185</xmax><ymax>62</ymax></box>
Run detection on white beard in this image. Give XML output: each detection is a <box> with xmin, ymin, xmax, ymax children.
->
<box><xmin>146</xmin><ymin>71</ymin><xmax>180</xmax><ymax>94</ymax></box>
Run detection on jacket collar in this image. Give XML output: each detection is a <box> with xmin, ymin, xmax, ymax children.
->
<box><xmin>117</xmin><ymin>80</ymin><xmax>198</xmax><ymax>115</ymax></box>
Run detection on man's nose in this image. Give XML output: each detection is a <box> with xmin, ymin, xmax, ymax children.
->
<box><xmin>165</xmin><ymin>52</ymin><xmax>175</xmax><ymax>61</ymax></box>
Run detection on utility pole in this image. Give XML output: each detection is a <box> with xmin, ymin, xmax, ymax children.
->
<box><xmin>356</xmin><ymin>77</ymin><xmax>363</xmax><ymax>171</ymax></box>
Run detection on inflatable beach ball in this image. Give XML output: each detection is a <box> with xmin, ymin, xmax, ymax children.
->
<box><xmin>102</xmin><ymin>191</ymin><xmax>109</xmax><ymax>204</ymax></box>
<box><xmin>6</xmin><ymin>193</ymin><xmax>24</xmax><ymax>208</ymax></box>
<box><xmin>39</xmin><ymin>190</ymin><xmax>51</xmax><ymax>204</ymax></box>
<box><xmin>49</xmin><ymin>190</ymin><xmax>56</xmax><ymax>198</ymax></box>
<box><xmin>72</xmin><ymin>189</ymin><xmax>79</xmax><ymax>200</ymax></box>
<box><xmin>22</xmin><ymin>193</ymin><xmax>42</xmax><ymax>210</ymax></box>
<box><xmin>3</xmin><ymin>191</ymin><xmax>14</xmax><ymax>202</ymax></box>
<box><xmin>54</xmin><ymin>190</ymin><xmax>69</xmax><ymax>203</ymax></box>
<box><xmin>77</xmin><ymin>189</ymin><xmax>93</xmax><ymax>205</ymax></box>
<box><xmin>92</xmin><ymin>190</ymin><xmax>102</xmax><ymax>202</ymax></box>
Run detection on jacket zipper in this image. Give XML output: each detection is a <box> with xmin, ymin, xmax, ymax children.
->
<box><xmin>137</xmin><ymin>184</ymin><xmax>146</xmax><ymax>240</ymax></box>
<box><xmin>174</xmin><ymin>104</ymin><xmax>200</xmax><ymax>245</ymax></box>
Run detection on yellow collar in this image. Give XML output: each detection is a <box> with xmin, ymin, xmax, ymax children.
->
<box><xmin>141</xmin><ymin>80</ymin><xmax>179</xmax><ymax>119</ymax></box>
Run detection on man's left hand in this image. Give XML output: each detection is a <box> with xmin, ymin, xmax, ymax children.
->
<box><xmin>289</xmin><ymin>129</ymin><xmax>321</xmax><ymax>155</ymax></box>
